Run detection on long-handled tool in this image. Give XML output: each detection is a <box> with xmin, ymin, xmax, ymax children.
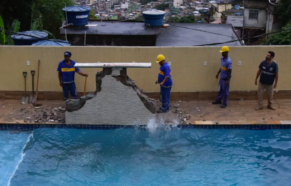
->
<box><xmin>21</xmin><ymin>72</ymin><xmax>28</xmax><ymax>104</ymax></box>
<box><xmin>34</xmin><ymin>60</ymin><xmax>42</xmax><ymax>106</ymax></box>
<box><xmin>31</xmin><ymin>70</ymin><xmax>36</xmax><ymax>104</ymax></box>
<box><xmin>83</xmin><ymin>76</ymin><xmax>87</xmax><ymax>96</ymax></box>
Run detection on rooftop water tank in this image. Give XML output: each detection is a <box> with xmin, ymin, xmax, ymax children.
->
<box><xmin>11</xmin><ymin>31</ymin><xmax>48</xmax><ymax>45</ymax></box>
<box><xmin>32</xmin><ymin>39</ymin><xmax>71</xmax><ymax>46</ymax></box>
<box><xmin>142</xmin><ymin>10</ymin><xmax>166</xmax><ymax>27</ymax></box>
<box><xmin>235</xmin><ymin>5</ymin><xmax>240</xmax><ymax>10</ymax></box>
<box><xmin>63</xmin><ymin>6</ymin><xmax>90</xmax><ymax>26</ymax></box>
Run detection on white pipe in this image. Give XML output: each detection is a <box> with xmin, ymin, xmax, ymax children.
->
<box><xmin>65</xmin><ymin>29</ymin><xmax>67</xmax><ymax>41</ymax></box>
<box><xmin>84</xmin><ymin>31</ymin><xmax>86</xmax><ymax>45</ymax></box>
<box><xmin>75</xmin><ymin>63</ymin><xmax>152</xmax><ymax>68</ymax></box>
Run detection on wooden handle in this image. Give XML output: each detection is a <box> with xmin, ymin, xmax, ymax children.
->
<box><xmin>84</xmin><ymin>76</ymin><xmax>87</xmax><ymax>96</ymax></box>
<box><xmin>35</xmin><ymin>60</ymin><xmax>40</xmax><ymax>103</ymax></box>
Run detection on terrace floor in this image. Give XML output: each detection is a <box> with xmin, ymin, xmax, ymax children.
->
<box><xmin>0</xmin><ymin>99</ymin><xmax>291</xmax><ymax>125</ymax></box>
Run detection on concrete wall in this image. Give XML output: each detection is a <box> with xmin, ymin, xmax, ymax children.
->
<box><xmin>244</xmin><ymin>8</ymin><xmax>267</xmax><ymax>28</ymax></box>
<box><xmin>0</xmin><ymin>46</ymin><xmax>291</xmax><ymax>93</ymax></box>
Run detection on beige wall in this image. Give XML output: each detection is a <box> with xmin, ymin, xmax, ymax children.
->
<box><xmin>0</xmin><ymin>46</ymin><xmax>290</xmax><ymax>93</ymax></box>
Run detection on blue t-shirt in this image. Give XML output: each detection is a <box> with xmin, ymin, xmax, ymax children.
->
<box><xmin>57</xmin><ymin>60</ymin><xmax>80</xmax><ymax>83</ymax></box>
<box><xmin>220</xmin><ymin>57</ymin><xmax>232</xmax><ymax>79</ymax></box>
<box><xmin>259</xmin><ymin>60</ymin><xmax>278</xmax><ymax>85</ymax></box>
<box><xmin>158</xmin><ymin>62</ymin><xmax>173</xmax><ymax>88</ymax></box>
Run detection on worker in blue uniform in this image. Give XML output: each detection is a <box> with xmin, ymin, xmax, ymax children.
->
<box><xmin>57</xmin><ymin>51</ymin><xmax>88</xmax><ymax>102</ymax></box>
<box><xmin>212</xmin><ymin>46</ymin><xmax>232</xmax><ymax>108</ymax></box>
<box><xmin>155</xmin><ymin>54</ymin><xmax>173</xmax><ymax>113</ymax></box>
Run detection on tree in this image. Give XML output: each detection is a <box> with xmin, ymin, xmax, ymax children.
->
<box><xmin>168</xmin><ymin>17</ymin><xmax>180</xmax><ymax>23</ymax></box>
<box><xmin>155</xmin><ymin>3</ymin><xmax>169</xmax><ymax>11</ymax></box>
<box><xmin>140</xmin><ymin>0</ymin><xmax>155</xmax><ymax>5</ymax></box>
<box><xmin>31</xmin><ymin>0</ymin><xmax>74</xmax><ymax>38</ymax></box>
<box><xmin>168</xmin><ymin>15</ymin><xmax>196</xmax><ymax>23</ymax></box>
<box><xmin>231</xmin><ymin>0</ymin><xmax>243</xmax><ymax>6</ymax></box>
<box><xmin>263</xmin><ymin>22</ymin><xmax>291</xmax><ymax>45</ymax></box>
<box><xmin>0</xmin><ymin>0</ymin><xmax>34</xmax><ymax>31</ymax></box>
<box><xmin>0</xmin><ymin>16</ymin><xmax>5</xmax><ymax>45</ymax></box>
<box><xmin>6</xmin><ymin>20</ymin><xmax>21</xmax><ymax>45</ymax></box>
<box><xmin>275</xmin><ymin>0</ymin><xmax>291</xmax><ymax>26</ymax></box>
<box><xmin>134</xmin><ymin>16</ymin><xmax>144</xmax><ymax>22</ymax></box>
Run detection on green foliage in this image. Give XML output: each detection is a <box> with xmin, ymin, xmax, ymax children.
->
<box><xmin>134</xmin><ymin>16</ymin><xmax>144</xmax><ymax>22</ymax></box>
<box><xmin>140</xmin><ymin>0</ymin><xmax>154</xmax><ymax>5</ymax></box>
<box><xmin>30</xmin><ymin>17</ymin><xmax>55</xmax><ymax>39</ymax></box>
<box><xmin>263</xmin><ymin>22</ymin><xmax>291</xmax><ymax>45</ymax></box>
<box><xmin>6</xmin><ymin>19</ymin><xmax>21</xmax><ymax>45</ymax></box>
<box><xmin>31</xmin><ymin>0</ymin><xmax>74</xmax><ymax>38</ymax></box>
<box><xmin>0</xmin><ymin>16</ymin><xmax>5</xmax><ymax>45</ymax></box>
<box><xmin>168</xmin><ymin>15</ymin><xmax>196</xmax><ymax>23</ymax></box>
<box><xmin>168</xmin><ymin>17</ymin><xmax>180</xmax><ymax>23</ymax></box>
<box><xmin>155</xmin><ymin>3</ymin><xmax>169</xmax><ymax>11</ymax></box>
<box><xmin>231</xmin><ymin>0</ymin><xmax>243</xmax><ymax>6</ymax></box>
<box><xmin>275</xmin><ymin>0</ymin><xmax>291</xmax><ymax>26</ymax></box>
<box><xmin>89</xmin><ymin>11</ymin><xmax>98</xmax><ymax>19</ymax></box>
<box><xmin>0</xmin><ymin>0</ymin><xmax>34</xmax><ymax>31</ymax></box>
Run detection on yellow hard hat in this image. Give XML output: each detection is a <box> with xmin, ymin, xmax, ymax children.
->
<box><xmin>156</xmin><ymin>54</ymin><xmax>165</xmax><ymax>63</ymax></box>
<box><xmin>220</xmin><ymin>46</ymin><xmax>230</xmax><ymax>53</ymax></box>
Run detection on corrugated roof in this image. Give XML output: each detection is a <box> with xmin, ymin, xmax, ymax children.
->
<box><xmin>11</xmin><ymin>31</ymin><xmax>48</xmax><ymax>40</ymax></box>
<box><xmin>32</xmin><ymin>39</ymin><xmax>71</xmax><ymax>46</ymax></box>
<box><xmin>63</xmin><ymin>6</ymin><xmax>90</xmax><ymax>12</ymax></box>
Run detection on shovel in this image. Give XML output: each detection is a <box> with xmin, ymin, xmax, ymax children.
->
<box><xmin>30</xmin><ymin>70</ymin><xmax>36</xmax><ymax>104</ymax></box>
<box><xmin>83</xmin><ymin>76</ymin><xmax>87</xmax><ymax>96</ymax></box>
<box><xmin>34</xmin><ymin>60</ymin><xmax>42</xmax><ymax>107</ymax></box>
<box><xmin>21</xmin><ymin>72</ymin><xmax>28</xmax><ymax>104</ymax></box>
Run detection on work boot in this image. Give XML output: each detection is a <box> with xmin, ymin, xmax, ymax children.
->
<box><xmin>212</xmin><ymin>101</ymin><xmax>221</xmax><ymax>104</ymax></box>
<box><xmin>220</xmin><ymin>104</ymin><xmax>227</xmax><ymax>108</ymax></box>
<box><xmin>267</xmin><ymin>105</ymin><xmax>276</xmax><ymax>110</ymax></box>
<box><xmin>157</xmin><ymin>109</ymin><xmax>167</xmax><ymax>113</ymax></box>
<box><xmin>255</xmin><ymin>106</ymin><xmax>263</xmax><ymax>110</ymax></box>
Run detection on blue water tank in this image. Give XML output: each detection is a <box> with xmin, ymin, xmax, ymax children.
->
<box><xmin>32</xmin><ymin>39</ymin><xmax>71</xmax><ymax>46</ymax></box>
<box><xmin>142</xmin><ymin>10</ymin><xmax>166</xmax><ymax>27</ymax></box>
<box><xmin>235</xmin><ymin>5</ymin><xmax>240</xmax><ymax>10</ymax></box>
<box><xmin>11</xmin><ymin>31</ymin><xmax>48</xmax><ymax>45</ymax></box>
<box><xmin>63</xmin><ymin>6</ymin><xmax>90</xmax><ymax>26</ymax></box>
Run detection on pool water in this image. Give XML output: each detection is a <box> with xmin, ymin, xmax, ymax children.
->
<box><xmin>1</xmin><ymin>127</ymin><xmax>291</xmax><ymax>186</ymax></box>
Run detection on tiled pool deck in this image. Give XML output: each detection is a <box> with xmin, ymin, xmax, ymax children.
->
<box><xmin>0</xmin><ymin>99</ymin><xmax>291</xmax><ymax>130</ymax></box>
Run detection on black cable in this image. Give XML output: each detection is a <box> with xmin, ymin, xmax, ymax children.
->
<box><xmin>193</xmin><ymin>27</ymin><xmax>291</xmax><ymax>46</ymax></box>
<box><xmin>170</xmin><ymin>24</ymin><xmax>234</xmax><ymax>38</ymax></box>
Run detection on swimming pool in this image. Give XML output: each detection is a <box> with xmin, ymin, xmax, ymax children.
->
<box><xmin>2</xmin><ymin>126</ymin><xmax>291</xmax><ymax>186</ymax></box>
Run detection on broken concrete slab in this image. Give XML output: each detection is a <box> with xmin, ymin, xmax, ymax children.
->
<box><xmin>66</xmin><ymin>68</ymin><xmax>157</xmax><ymax>125</ymax></box>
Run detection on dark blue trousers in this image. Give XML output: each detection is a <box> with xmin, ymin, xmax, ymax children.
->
<box><xmin>62</xmin><ymin>82</ymin><xmax>77</xmax><ymax>100</ymax></box>
<box><xmin>215</xmin><ymin>79</ymin><xmax>230</xmax><ymax>105</ymax></box>
<box><xmin>160</xmin><ymin>86</ymin><xmax>171</xmax><ymax>112</ymax></box>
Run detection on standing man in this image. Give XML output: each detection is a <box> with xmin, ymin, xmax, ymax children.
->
<box><xmin>255</xmin><ymin>51</ymin><xmax>278</xmax><ymax>110</ymax></box>
<box><xmin>155</xmin><ymin>54</ymin><xmax>173</xmax><ymax>113</ymax></box>
<box><xmin>212</xmin><ymin>46</ymin><xmax>232</xmax><ymax>108</ymax></box>
<box><xmin>57</xmin><ymin>51</ymin><xmax>88</xmax><ymax>102</ymax></box>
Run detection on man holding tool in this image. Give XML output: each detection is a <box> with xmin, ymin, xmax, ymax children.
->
<box><xmin>57</xmin><ymin>51</ymin><xmax>88</xmax><ymax>102</ymax></box>
<box><xmin>212</xmin><ymin>46</ymin><xmax>232</xmax><ymax>108</ymax></box>
<box><xmin>155</xmin><ymin>54</ymin><xmax>173</xmax><ymax>113</ymax></box>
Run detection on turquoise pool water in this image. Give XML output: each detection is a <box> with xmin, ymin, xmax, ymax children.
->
<box><xmin>1</xmin><ymin>127</ymin><xmax>291</xmax><ymax>186</ymax></box>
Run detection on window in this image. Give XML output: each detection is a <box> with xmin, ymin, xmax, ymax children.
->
<box><xmin>249</xmin><ymin>10</ymin><xmax>259</xmax><ymax>19</ymax></box>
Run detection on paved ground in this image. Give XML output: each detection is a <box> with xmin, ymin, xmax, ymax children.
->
<box><xmin>1</xmin><ymin>99</ymin><xmax>291</xmax><ymax>124</ymax></box>
<box><xmin>171</xmin><ymin>99</ymin><xmax>291</xmax><ymax>124</ymax></box>
<box><xmin>0</xmin><ymin>100</ymin><xmax>65</xmax><ymax>124</ymax></box>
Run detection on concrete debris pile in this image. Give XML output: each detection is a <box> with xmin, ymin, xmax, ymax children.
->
<box><xmin>4</xmin><ymin>106</ymin><xmax>66</xmax><ymax>124</ymax></box>
<box><xmin>172</xmin><ymin>103</ymin><xmax>191</xmax><ymax>124</ymax></box>
<box><xmin>33</xmin><ymin>107</ymin><xmax>66</xmax><ymax>123</ymax></box>
<box><xmin>66</xmin><ymin>68</ymin><xmax>157</xmax><ymax>125</ymax></box>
